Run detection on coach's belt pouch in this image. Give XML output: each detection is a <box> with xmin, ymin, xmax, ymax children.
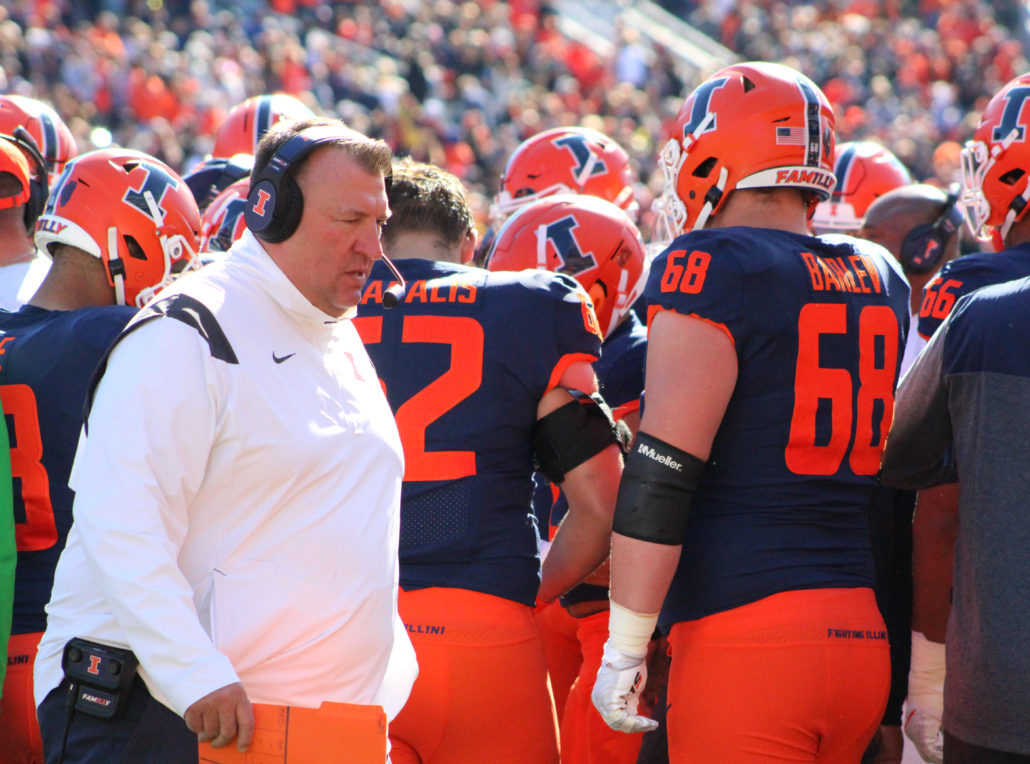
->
<box><xmin>61</xmin><ymin>637</ymin><xmax>139</xmax><ymax>719</ymax></box>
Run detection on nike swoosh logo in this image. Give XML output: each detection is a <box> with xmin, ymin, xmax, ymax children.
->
<box><xmin>272</xmin><ymin>352</ymin><xmax>296</xmax><ymax>364</ymax></box>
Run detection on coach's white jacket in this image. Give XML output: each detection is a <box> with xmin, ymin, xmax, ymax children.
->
<box><xmin>35</xmin><ymin>231</ymin><xmax>415</xmax><ymax>719</ymax></box>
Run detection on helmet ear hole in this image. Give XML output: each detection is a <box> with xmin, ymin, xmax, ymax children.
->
<box><xmin>124</xmin><ymin>236</ymin><xmax>147</xmax><ymax>260</ymax></box>
<box><xmin>693</xmin><ymin>157</ymin><xmax>718</xmax><ymax>179</ymax></box>
<box><xmin>999</xmin><ymin>168</ymin><xmax>1024</xmax><ymax>186</ymax></box>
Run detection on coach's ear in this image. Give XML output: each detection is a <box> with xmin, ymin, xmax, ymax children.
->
<box><xmin>460</xmin><ymin>229</ymin><xmax>478</xmax><ymax>264</ymax></box>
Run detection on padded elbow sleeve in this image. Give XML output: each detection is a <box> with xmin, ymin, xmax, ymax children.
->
<box><xmin>612</xmin><ymin>432</ymin><xmax>705</xmax><ymax>545</ymax></box>
<box><xmin>533</xmin><ymin>389</ymin><xmax>622</xmax><ymax>484</ymax></box>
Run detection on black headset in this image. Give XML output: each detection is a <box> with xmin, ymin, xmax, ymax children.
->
<box><xmin>0</xmin><ymin>126</ymin><xmax>48</xmax><ymax>231</ymax></box>
<box><xmin>899</xmin><ymin>184</ymin><xmax>963</xmax><ymax>275</ymax></box>
<box><xmin>244</xmin><ymin>125</ymin><xmax>357</xmax><ymax>243</ymax></box>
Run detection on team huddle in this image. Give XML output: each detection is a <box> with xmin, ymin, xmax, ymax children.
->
<box><xmin>0</xmin><ymin>54</ymin><xmax>1027</xmax><ymax>764</ymax></box>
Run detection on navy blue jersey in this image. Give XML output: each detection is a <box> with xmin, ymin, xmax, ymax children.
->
<box><xmin>644</xmin><ymin>227</ymin><xmax>910</xmax><ymax>625</ymax></box>
<box><xmin>546</xmin><ymin>309</ymin><xmax>647</xmax><ymax>607</ymax></box>
<box><xmin>0</xmin><ymin>304</ymin><xmax>137</xmax><ymax>634</ymax></box>
<box><xmin>917</xmin><ymin>243</ymin><xmax>1030</xmax><ymax>339</ymax></box>
<box><xmin>595</xmin><ymin>310</ymin><xmax>647</xmax><ymax>412</ymax></box>
<box><xmin>356</xmin><ymin>259</ymin><xmax>602</xmax><ymax>606</ymax></box>
<box><xmin>545</xmin><ymin>310</ymin><xmax>647</xmax><ymax>531</ymax></box>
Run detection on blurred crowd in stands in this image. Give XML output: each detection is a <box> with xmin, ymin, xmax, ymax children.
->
<box><xmin>0</xmin><ymin>0</ymin><xmax>1025</xmax><ymax>237</ymax></box>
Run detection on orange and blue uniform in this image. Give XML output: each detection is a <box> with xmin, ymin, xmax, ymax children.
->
<box><xmin>552</xmin><ymin>310</ymin><xmax>648</xmax><ymax>764</ymax></box>
<box><xmin>357</xmin><ymin>258</ymin><xmax>602</xmax><ymax>764</ymax></box>
<box><xmin>646</xmin><ymin>228</ymin><xmax>909</xmax><ymax>762</ymax></box>
<box><xmin>917</xmin><ymin>242</ymin><xmax>1030</xmax><ymax>339</ymax></box>
<box><xmin>0</xmin><ymin>304</ymin><xmax>136</xmax><ymax>764</ymax></box>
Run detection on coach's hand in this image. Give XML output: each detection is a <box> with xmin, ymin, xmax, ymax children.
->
<box><xmin>185</xmin><ymin>682</ymin><xmax>255</xmax><ymax>752</ymax></box>
<box><xmin>592</xmin><ymin>643</ymin><xmax>659</xmax><ymax>734</ymax></box>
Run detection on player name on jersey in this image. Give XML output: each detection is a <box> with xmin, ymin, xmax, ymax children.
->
<box><xmin>799</xmin><ymin>251</ymin><xmax>884</xmax><ymax>295</ymax></box>
<box><xmin>360</xmin><ymin>277</ymin><xmax>478</xmax><ymax>306</ymax></box>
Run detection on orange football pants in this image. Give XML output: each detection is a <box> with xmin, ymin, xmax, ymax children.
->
<box><xmin>535</xmin><ymin>598</ymin><xmax>581</xmax><ymax>721</ymax></box>
<box><xmin>0</xmin><ymin>632</ymin><xmax>44</xmax><ymax>764</ymax></box>
<box><xmin>666</xmin><ymin>587</ymin><xmax>890</xmax><ymax>764</ymax></box>
<box><xmin>389</xmin><ymin>587</ymin><xmax>559</xmax><ymax>764</ymax></box>
<box><xmin>561</xmin><ymin>609</ymin><xmax>647</xmax><ymax>764</ymax></box>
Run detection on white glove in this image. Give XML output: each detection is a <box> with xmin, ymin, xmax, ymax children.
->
<box><xmin>904</xmin><ymin>631</ymin><xmax>945</xmax><ymax>764</ymax></box>
<box><xmin>904</xmin><ymin>709</ymin><xmax>943</xmax><ymax>764</ymax></box>
<box><xmin>591</xmin><ymin>643</ymin><xmax>659</xmax><ymax>734</ymax></box>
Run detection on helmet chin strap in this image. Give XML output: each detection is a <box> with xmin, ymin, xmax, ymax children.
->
<box><xmin>107</xmin><ymin>226</ymin><xmax>126</xmax><ymax>306</ymax></box>
<box><xmin>535</xmin><ymin>223</ymin><xmax>550</xmax><ymax>268</ymax></box>
<box><xmin>999</xmin><ymin>187</ymin><xmax>1030</xmax><ymax>247</ymax></box>
<box><xmin>693</xmin><ymin>167</ymin><xmax>729</xmax><ymax>232</ymax></box>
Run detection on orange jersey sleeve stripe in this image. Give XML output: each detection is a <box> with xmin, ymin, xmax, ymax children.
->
<box><xmin>546</xmin><ymin>352</ymin><xmax>598</xmax><ymax>394</ymax></box>
<box><xmin>612</xmin><ymin>398</ymin><xmax>641</xmax><ymax>421</ymax></box>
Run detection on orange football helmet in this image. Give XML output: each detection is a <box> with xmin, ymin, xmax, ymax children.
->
<box><xmin>199</xmin><ymin>177</ymin><xmax>250</xmax><ymax>255</ymax></box>
<box><xmin>211</xmin><ymin>94</ymin><xmax>314</xmax><ymax>158</ymax></box>
<box><xmin>492</xmin><ymin>126</ymin><xmax>637</xmax><ymax>224</ymax></box>
<box><xmin>811</xmin><ymin>141</ymin><xmax>912</xmax><ymax>232</ymax></box>
<box><xmin>484</xmin><ymin>194</ymin><xmax>647</xmax><ymax>339</ymax></box>
<box><xmin>35</xmin><ymin>149</ymin><xmax>201</xmax><ymax>307</ymax></box>
<box><xmin>652</xmin><ymin>61</ymin><xmax>836</xmax><ymax>243</ymax></box>
<box><xmin>960</xmin><ymin>72</ymin><xmax>1030</xmax><ymax>249</ymax></box>
<box><xmin>0</xmin><ymin>95</ymin><xmax>77</xmax><ymax>185</ymax></box>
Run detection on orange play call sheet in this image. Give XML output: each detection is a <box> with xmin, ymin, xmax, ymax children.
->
<box><xmin>198</xmin><ymin>701</ymin><xmax>387</xmax><ymax>764</ymax></box>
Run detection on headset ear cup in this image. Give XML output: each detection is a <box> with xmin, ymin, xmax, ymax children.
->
<box><xmin>245</xmin><ymin>179</ymin><xmax>280</xmax><ymax>241</ymax></box>
<box><xmin>900</xmin><ymin>224</ymin><xmax>943</xmax><ymax>275</ymax></box>
<box><xmin>271</xmin><ymin>175</ymin><xmax>304</xmax><ymax>242</ymax></box>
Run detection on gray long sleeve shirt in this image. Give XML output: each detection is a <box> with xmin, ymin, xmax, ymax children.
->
<box><xmin>881</xmin><ymin>275</ymin><xmax>1030</xmax><ymax>755</ymax></box>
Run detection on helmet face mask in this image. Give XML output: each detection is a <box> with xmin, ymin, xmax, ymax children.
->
<box><xmin>35</xmin><ymin>149</ymin><xmax>201</xmax><ymax>307</ymax></box>
<box><xmin>492</xmin><ymin>126</ymin><xmax>638</xmax><ymax>225</ymax></box>
<box><xmin>652</xmin><ymin>62</ymin><xmax>836</xmax><ymax>246</ymax></box>
<box><xmin>485</xmin><ymin>194</ymin><xmax>648</xmax><ymax>339</ymax></box>
<box><xmin>959</xmin><ymin>137</ymin><xmax>995</xmax><ymax>244</ymax></box>
<box><xmin>958</xmin><ymin>74</ymin><xmax>1030</xmax><ymax>248</ymax></box>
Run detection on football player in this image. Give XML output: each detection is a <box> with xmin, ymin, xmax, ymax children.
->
<box><xmin>357</xmin><ymin>158</ymin><xmax>624</xmax><ymax>764</ymax></box>
<box><xmin>480</xmin><ymin>126</ymin><xmax>639</xmax><ymax>269</ymax></box>
<box><xmin>898</xmin><ymin>71</ymin><xmax>1030</xmax><ymax>764</ymax></box>
<box><xmin>486</xmin><ymin>193</ymin><xmax>649</xmax><ymax>764</ymax></box>
<box><xmin>0</xmin><ymin>94</ymin><xmax>78</xmax><ymax>310</ymax></box>
<box><xmin>592</xmin><ymin>62</ymin><xmax>910</xmax><ymax>763</ymax></box>
<box><xmin>485</xmin><ymin>127</ymin><xmax>641</xmax><ymax>716</ymax></box>
<box><xmin>0</xmin><ymin>130</ymin><xmax>47</xmax><ymax>311</ymax></box>
<box><xmin>210</xmin><ymin>93</ymin><xmax>314</xmax><ymax>159</ymax></box>
<box><xmin>811</xmin><ymin>141</ymin><xmax>913</xmax><ymax>235</ymax></box>
<box><xmin>0</xmin><ymin>148</ymin><xmax>200</xmax><ymax>764</ymax></box>
<box><xmin>854</xmin><ymin>182</ymin><xmax>964</xmax><ymax>764</ymax></box>
<box><xmin>491</xmin><ymin>126</ymin><xmax>638</xmax><ymax>223</ymax></box>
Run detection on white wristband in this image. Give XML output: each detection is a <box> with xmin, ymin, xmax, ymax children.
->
<box><xmin>908</xmin><ymin>630</ymin><xmax>946</xmax><ymax>717</ymax></box>
<box><xmin>608</xmin><ymin>599</ymin><xmax>659</xmax><ymax>659</ymax></box>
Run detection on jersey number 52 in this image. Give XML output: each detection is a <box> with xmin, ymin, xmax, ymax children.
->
<box><xmin>354</xmin><ymin>315</ymin><xmax>483</xmax><ymax>482</ymax></box>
